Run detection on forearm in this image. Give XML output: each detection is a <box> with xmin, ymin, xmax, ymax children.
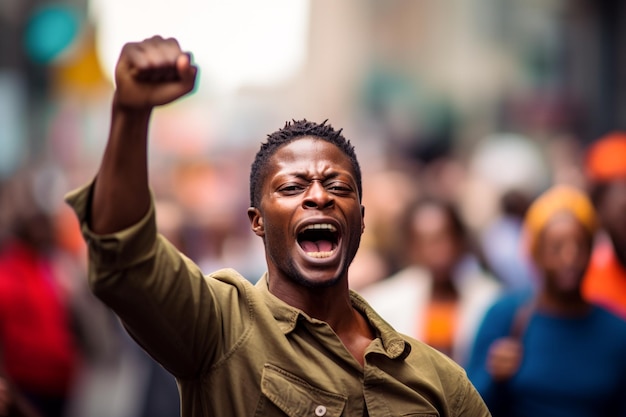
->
<box><xmin>91</xmin><ymin>105</ymin><xmax>152</xmax><ymax>234</ymax></box>
<box><xmin>91</xmin><ymin>35</ymin><xmax>196</xmax><ymax>234</ymax></box>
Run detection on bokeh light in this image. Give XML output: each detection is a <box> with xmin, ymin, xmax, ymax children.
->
<box><xmin>88</xmin><ymin>0</ymin><xmax>310</xmax><ymax>95</ymax></box>
<box><xmin>24</xmin><ymin>5</ymin><xmax>81</xmax><ymax>64</ymax></box>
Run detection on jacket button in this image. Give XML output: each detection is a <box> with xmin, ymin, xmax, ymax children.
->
<box><xmin>315</xmin><ymin>405</ymin><xmax>327</xmax><ymax>416</ymax></box>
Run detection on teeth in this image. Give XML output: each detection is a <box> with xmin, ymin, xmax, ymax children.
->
<box><xmin>306</xmin><ymin>251</ymin><xmax>334</xmax><ymax>258</ymax></box>
<box><xmin>303</xmin><ymin>223</ymin><xmax>337</xmax><ymax>232</ymax></box>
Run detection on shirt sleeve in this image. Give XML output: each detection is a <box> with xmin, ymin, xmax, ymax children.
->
<box><xmin>64</xmin><ymin>181</ymin><xmax>252</xmax><ymax>379</ymax></box>
<box><xmin>455</xmin><ymin>373</ymin><xmax>493</xmax><ymax>417</ymax></box>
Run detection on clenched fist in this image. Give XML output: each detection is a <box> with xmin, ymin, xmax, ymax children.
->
<box><xmin>113</xmin><ymin>36</ymin><xmax>198</xmax><ymax>110</ymax></box>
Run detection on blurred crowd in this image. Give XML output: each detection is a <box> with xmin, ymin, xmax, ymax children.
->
<box><xmin>1</xmin><ymin>114</ymin><xmax>625</xmax><ymax>416</ymax></box>
<box><xmin>1</xmin><ymin>1</ymin><xmax>625</xmax><ymax>415</ymax></box>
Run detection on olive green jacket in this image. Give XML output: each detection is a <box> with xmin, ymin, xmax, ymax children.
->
<box><xmin>66</xmin><ymin>184</ymin><xmax>490</xmax><ymax>417</ymax></box>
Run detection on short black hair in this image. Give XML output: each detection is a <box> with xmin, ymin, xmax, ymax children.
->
<box><xmin>249</xmin><ymin>119</ymin><xmax>362</xmax><ymax>208</ymax></box>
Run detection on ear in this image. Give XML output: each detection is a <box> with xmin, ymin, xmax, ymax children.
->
<box><xmin>248</xmin><ymin>207</ymin><xmax>265</xmax><ymax>237</ymax></box>
<box><xmin>360</xmin><ymin>204</ymin><xmax>365</xmax><ymax>234</ymax></box>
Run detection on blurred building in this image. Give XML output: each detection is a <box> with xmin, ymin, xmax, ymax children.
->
<box><xmin>1</xmin><ymin>0</ymin><xmax>625</xmax><ymax>176</ymax></box>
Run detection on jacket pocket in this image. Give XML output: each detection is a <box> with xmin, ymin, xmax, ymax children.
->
<box><xmin>256</xmin><ymin>363</ymin><xmax>347</xmax><ymax>417</ymax></box>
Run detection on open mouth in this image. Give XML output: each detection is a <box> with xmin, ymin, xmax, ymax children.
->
<box><xmin>297</xmin><ymin>223</ymin><xmax>339</xmax><ymax>259</ymax></box>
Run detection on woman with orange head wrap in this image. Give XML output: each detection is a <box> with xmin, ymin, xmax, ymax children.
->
<box><xmin>523</xmin><ymin>185</ymin><xmax>597</xmax><ymax>257</ymax></box>
<box><xmin>466</xmin><ymin>185</ymin><xmax>626</xmax><ymax>417</ymax></box>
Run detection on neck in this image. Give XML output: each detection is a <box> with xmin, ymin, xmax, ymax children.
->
<box><xmin>535</xmin><ymin>291</ymin><xmax>590</xmax><ymax>316</ymax></box>
<box><xmin>269</xmin><ymin>276</ymin><xmax>356</xmax><ymax>328</ymax></box>
<box><xmin>431</xmin><ymin>275</ymin><xmax>458</xmax><ymax>301</ymax></box>
<box><xmin>268</xmin><ymin>273</ymin><xmax>375</xmax><ymax>367</ymax></box>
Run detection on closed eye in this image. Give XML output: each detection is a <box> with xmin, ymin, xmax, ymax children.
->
<box><xmin>279</xmin><ymin>184</ymin><xmax>305</xmax><ymax>195</ymax></box>
<box><xmin>326</xmin><ymin>183</ymin><xmax>353</xmax><ymax>194</ymax></box>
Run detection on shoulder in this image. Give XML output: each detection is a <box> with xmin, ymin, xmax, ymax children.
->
<box><xmin>398</xmin><ymin>332</ymin><xmax>472</xmax><ymax>380</ymax></box>
<box><xmin>407</xmin><ymin>335</ymin><xmax>463</xmax><ymax>368</ymax></box>
<box><xmin>484</xmin><ymin>288</ymin><xmax>532</xmax><ymax>318</ymax></box>
<box><xmin>585</xmin><ymin>306</ymin><xmax>626</xmax><ymax>366</ymax></box>
<box><xmin>207</xmin><ymin>267</ymin><xmax>255</xmax><ymax>286</ymax></box>
<box><xmin>472</xmin><ymin>288</ymin><xmax>534</xmax><ymax>339</ymax></box>
<box><xmin>403</xmin><ymin>338</ymin><xmax>489</xmax><ymax>415</ymax></box>
<box><xmin>393</xmin><ymin>335</ymin><xmax>465</xmax><ymax>389</ymax></box>
<box><xmin>204</xmin><ymin>268</ymin><xmax>258</xmax><ymax>304</ymax></box>
<box><xmin>591</xmin><ymin>305</ymin><xmax>626</xmax><ymax>333</ymax></box>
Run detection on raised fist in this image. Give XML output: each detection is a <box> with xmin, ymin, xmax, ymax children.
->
<box><xmin>113</xmin><ymin>36</ymin><xmax>198</xmax><ymax>110</ymax></box>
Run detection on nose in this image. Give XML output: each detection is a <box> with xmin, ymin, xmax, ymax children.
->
<box><xmin>303</xmin><ymin>181</ymin><xmax>334</xmax><ymax>209</ymax></box>
<box><xmin>561</xmin><ymin>240</ymin><xmax>586</xmax><ymax>268</ymax></box>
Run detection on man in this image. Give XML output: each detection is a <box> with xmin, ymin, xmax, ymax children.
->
<box><xmin>582</xmin><ymin>132</ymin><xmax>626</xmax><ymax>319</ymax></box>
<box><xmin>66</xmin><ymin>36</ymin><xmax>490</xmax><ymax>416</ymax></box>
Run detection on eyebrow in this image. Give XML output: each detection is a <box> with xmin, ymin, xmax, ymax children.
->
<box><xmin>290</xmin><ymin>171</ymin><xmax>346</xmax><ymax>182</ymax></box>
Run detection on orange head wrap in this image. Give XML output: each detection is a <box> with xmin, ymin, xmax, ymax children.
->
<box><xmin>523</xmin><ymin>185</ymin><xmax>597</xmax><ymax>255</ymax></box>
<box><xmin>585</xmin><ymin>132</ymin><xmax>626</xmax><ymax>182</ymax></box>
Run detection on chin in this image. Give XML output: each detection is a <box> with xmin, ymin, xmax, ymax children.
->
<box><xmin>293</xmin><ymin>272</ymin><xmax>343</xmax><ymax>289</ymax></box>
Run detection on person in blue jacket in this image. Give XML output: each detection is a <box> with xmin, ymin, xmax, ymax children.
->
<box><xmin>465</xmin><ymin>184</ymin><xmax>626</xmax><ymax>417</ymax></box>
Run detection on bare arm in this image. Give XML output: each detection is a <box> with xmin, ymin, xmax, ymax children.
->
<box><xmin>91</xmin><ymin>36</ymin><xmax>197</xmax><ymax>234</ymax></box>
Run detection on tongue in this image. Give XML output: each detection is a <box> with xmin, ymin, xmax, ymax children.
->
<box><xmin>300</xmin><ymin>240</ymin><xmax>333</xmax><ymax>253</ymax></box>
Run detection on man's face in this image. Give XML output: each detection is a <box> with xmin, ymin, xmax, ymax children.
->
<box><xmin>248</xmin><ymin>137</ymin><xmax>364</xmax><ymax>289</ymax></box>
<box><xmin>534</xmin><ymin>213</ymin><xmax>593</xmax><ymax>301</ymax></box>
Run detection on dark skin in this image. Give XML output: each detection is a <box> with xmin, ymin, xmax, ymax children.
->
<box><xmin>248</xmin><ymin>138</ymin><xmax>372</xmax><ymax>364</ymax></box>
<box><xmin>408</xmin><ymin>203</ymin><xmax>461</xmax><ymax>301</ymax></box>
<box><xmin>487</xmin><ymin>213</ymin><xmax>593</xmax><ymax>382</ymax></box>
<box><xmin>91</xmin><ymin>36</ymin><xmax>373</xmax><ymax>366</ymax></box>
<box><xmin>91</xmin><ymin>36</ymin><xmax>197</xmax><ymax>234</ymax></box>
<box><xmin>532</xmin><ymin>213</ymin><xmax>592</xmax><ymax>315</ymax></box>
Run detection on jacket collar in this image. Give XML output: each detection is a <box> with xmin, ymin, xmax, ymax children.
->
<box><xmin>255</xmin><ymin>273</ymin><xmax>410</xmax><ymax>360</ymax></box>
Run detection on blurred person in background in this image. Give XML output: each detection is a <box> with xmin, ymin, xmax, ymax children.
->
<box><xmin>582</xmin><ymin>132</ymin><xmax>626</xmax><ymax>319</ymax></box>
<box><xmin>464</xmin><ymin>133</ymin><xmax>550</xmax><ymax>292</ymax></box>
<box><xmin>465</xmin><ymin>185</ymin><xmax>626</xmax><ymax>417</ymax></box>
<box><xmin>360</xmin><ymin>196</ymin><xmax>501</xmax><ymax>366</ymax></box>
<box><xmin>0</xmin><ymin>168</ymin><xmax>179</xmax><ymax>417</ymax></box>
<box><xmin>62</xmin><ymin>195</ymin><xmax>180</xmax><ymax>417</ymax></box>
<box><xmin>65</xmin><ymin>36</ymin><xmax>491</xmax><ymax>416</ymax></box>
<box><xmin>0</xmin><ymin>170</ymin><xmax>80</xmax><ymax>417</ymax></box>
<box><xmin>348</xmin><ymin>168</ymin><xmax>420</xmax><ymax>291</ymax></box>
<box><xmin>479</xmin><ymin>189</ymin><xmax>534</xmax><ymax>291</ymax></box>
